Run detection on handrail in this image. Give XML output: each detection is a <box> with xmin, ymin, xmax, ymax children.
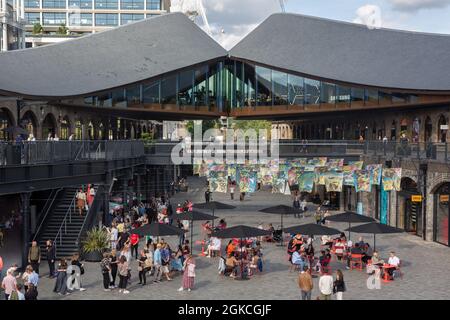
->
<box><xmin>32</xmin><ymin>187</ymin><xmax>63</xmax><ymax>241</ymax></box>
<box><xmin>75</xmin><ymin>185</ymin><xmax>105</xmax><ymax>248</ymax></box>
<box><xmin>54</xmin><ymin>192</ymin><xmax>76</xmax><ymax>257</ymax></box>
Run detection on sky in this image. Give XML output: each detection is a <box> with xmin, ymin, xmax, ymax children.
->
<box><xmin>172</xmin><ymin>0</ymin><xmax>450</xmax><ymax>49</ymax></box>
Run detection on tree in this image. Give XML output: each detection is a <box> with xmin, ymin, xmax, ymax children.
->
<box><xmin>230</xmin><ymin>120</ymin><xmax>272</xmax><ymax>138</ymax></box>
<box><xmin>185</xmin><ymin>120</ymin><xmax>219</xmax><ymax>136</ymax></box>
<box><xmin>140</xmin><ymin>132</ymin><xmax>155</xmax><ymax>147</ymax></box>
<box><xmin>57</xmin><ymin>24</ymin><xmax>68</xmax><ymax>35</ymax></box>
<box><xmin>32</xmin><ymin>23</ymin><xmax>43</xmax><ymax>35</ymax></box>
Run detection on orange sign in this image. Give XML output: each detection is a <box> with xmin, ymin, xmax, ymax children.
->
<box><xmin>440</xmin><ymin>195</ymin><xmax>449</xmax><ymax>203</ymax></box>
<box><xmin>411</xmin><ymin>195</ymin><xmax>422</xmax><ymax>202</ymax></box>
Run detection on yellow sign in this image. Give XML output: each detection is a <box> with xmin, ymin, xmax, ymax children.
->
<box><xmin>411</xmin><ymin>195</ymin><xmax>422</xmax><ymax>202</ymax></box>
<box><xmin>440</xmin><ymin>195</ymin><xmax>449</xmax><ymax>203</ymax></box>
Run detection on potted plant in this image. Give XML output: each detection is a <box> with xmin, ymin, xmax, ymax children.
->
<box><xmin>81</xmin><ymin>227</ymin><xmax>109</xmax><ymax>262</ymax></box>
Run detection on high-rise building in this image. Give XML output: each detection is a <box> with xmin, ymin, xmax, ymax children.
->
<box><xmin>23</xmin><ymin>0</ymin><xmax>170</xmax><ymax>47</ymax></box>
<box><xmin>0</xmin><ymin>0</ymin><xmax>26</xmax><ymax>51</ymax></box>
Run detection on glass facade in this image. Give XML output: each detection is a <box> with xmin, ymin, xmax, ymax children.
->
<box><xmin>121</xmin><ymin>0</ymin><xmax>144</xmax><ymax>10</ymax></box>
<box><xmin>25</xmin><ymin>12</ymin><xmax>41</xmax><ymax>25</ymax></box>
<box><xmin>69</xmin><ymin>0</ymin><xmax>93</xmax><ymax>9</ymax></box>
<box><xmin>43</xmin><ymin>12</ymin><xmax>66</xmax><ymax>25</ymax></box>
<box><xmin>83</xmin><ymin>60</ymin><xmax>424</xmax><ymax>113</ymax></box>
<box><xmin>95</xmin><ymin>13</ymin><xmax>118</xmax><ymax>26</ymax></box>
<box><xmin>42</xmin><ymin>0</ymin><xmax>66</xmax><ymax>8</ymax></box>
<box><xmin>95</xmin><ymin>0</ymin><xmax>118</xmax><ymax>9</ymax></box>
<box><xmin>69</xmin><ymin>13</ymin><xmax>93</xmax><ymax>26</ymax></box>
<box><xmin>24</xmin><ymin>0</ymin><xmax>40</xmax><ymax>8</ymax></box>
<box><xmin>121</xmin><ymin>13</ymin><xmax>144</xmax><ymax>25</ymax></box>
<box><xmin>146</xmin><ymin>0</ymin><xmax>160</xmax><ymax>10</ymax></box>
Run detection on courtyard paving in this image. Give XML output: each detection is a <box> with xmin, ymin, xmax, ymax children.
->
<box><xmin>3</xmin><ymin>176</ymin><xmax>450</xmax><ymax>300</ymax></box>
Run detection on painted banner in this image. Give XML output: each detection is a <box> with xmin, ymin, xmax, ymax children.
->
<box><xmin>380</xmin><ymin>182</ymin><xmax>388</xmax><ymax>224</ymax></box>
<box><xmin>327</xmin><ymin>159</ymin><xmax>344</xmax><ymax>171</ymax></box>
<box><xmin>198</xmin><ymin>162</ymin><xmax>209</xmax><ymax>177</ymax></box>
<box><xmin>278</xmin><ymin>164</ymin><xmax>288</xmax><ymax>180</ymax></box>
<box><xmin>348</xmin><ymin>161</ymin><xmax>364</xmax><ymax>170</ymax></box>
<box><xmin>367</xmin><ymin>164</ymin><xmax>382</xmax><ymax>185</ymax></box>
<box><xmin>382</xmin><ymin>168</ymin><xmax>402</xmax><ymax>191</ymax></box>
<box><xmin>193</xmin><ymin>164</ymin><xmax>201</xmax><ymax>176</ymax></box>
<box><xmin>239</xmin><ymin>170</ymin><xmax>258</xmax><ymax>193</ymax></box>
<box><xmin>288</xmin><ymin>167</ymin><xmax>302</xmax><ymax>186</ymax></box>
<box><xmin>308</xmin><ymin>157</ymin><xmax>327</xmax><ymax>167</ymax></box>
<box><xmin>272</xmin><ymin>178</ymin><xmax>287</xmax><ymax>194</ymax></box>
<box><xmin>291</xmin><ymin>158</ymin><xmax>308</xmax><ymax>167</ymax></box>
<box><xmin>354</xmin><ymin>170</ymin><xmax>373</xmax><ymax>192</ymax></box>
<box><xmin>298</xmin><ymin>172</ymin><xmax>315</xmax><ymax>193</ymax></box>
<box><xmin>342</xmin><ymin>165</ymin><xmax>356</xmax><ymax>186</ymax></box>
<box><xmin>260</xmin><ymin>166</ymin><xmax>273</xmax><ymax>186</ymax></box>
<box><xmin>324</xmin><ymin>171</ymin><xmax>344</xmax><ymax>192</ymax></box>
<box><xmin>208</xmin><ymin>170</ymin><xmax>228</xmax><ymax>193</ymax></box>
<box><xmin>227</xmin><ymin>165</ymin><xmax>237</xmax><ymax>182</ymax></box>
<box><xmin>315</xmin><ymin>166</ymin><xmax>328</xmax><ymax>185</ymax></box>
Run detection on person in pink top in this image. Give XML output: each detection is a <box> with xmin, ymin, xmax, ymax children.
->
<box><xmin>2</xmin><ymin>268</ymin><xmax>17</xmax><ymax>300</ymax></box>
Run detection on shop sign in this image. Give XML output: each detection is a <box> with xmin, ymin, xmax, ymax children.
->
<box><xmin>439</xmin><ymin>195</ymin><xmax>449</xmax><ymax>203</ymax></box>
<box><xmin>411</xmin><ymin>195</ymin><xmax>422</xmax><ymax>202</ymax></box>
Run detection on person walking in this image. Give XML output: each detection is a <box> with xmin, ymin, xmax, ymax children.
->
<box><xmin>27</xmin><ymin>241</ymin><xmax>41</xmax><ymax>275</ymax></box>
<box><xmin>70</xmin><ymin>253</ymin><xmax>86</xmax><ymax>291</ymax></box>
<box><xmin>205</xmin><ymin>188</ymin><xmax>211</xmax><ymax>203</ymax></box>
<box><xmin>1</xmin><ymin>268</ymin><xmax>17</xmax><ymax>300</ymax></box>
<box><xmin>46</xmin><ymin>240</ymin><xmax>56</xmax><ymax>278</ymax></box>
<box><xmin>333</xmin><ymin>269</ymin><xmax>346</xmax><ymax>300</ymax></box>
<box><xmin>117</xmin><ymin>255</ymin><xmax>130</xmax><ymax>294</ymax></box>
<box><xmin>130</xmin><ymin>232</ymin><xmax>139</xmax><ymax>260</ymax></box>
<box><xmin>229</xmin><ymin>181</ymin><xmax>236</xmax><ymax>200</ymax></box>
<box><xmin>318</xmin><ymin>271</ymin><xmax>334</xmax><ymax>300</ymax></box>
<box><xmin>100</xmin><ymin>253</ymin><xmax>111</xmax><ymax>292</ymax></box>
<box><xmin>293</xmin><ymin>191</ymin><xmax>301</xmax><ymax>218</ymax></box>
<box><xmin>178</xmin><ymin>255</ymin><xmax>195</xmax><ymax>292</ymax></box>
<box><xmin>153</xmin><ymin>243</ymin><xmax>163</xmax><ymax>283</ymax></box>
<box><xmin>138</xmin><ymin>250</ymin><xmax>148</xmax><ymax>286</ymax></box>
<box><xmin>298</xmin><ymin>266</ymin><xmax>313</xmax><ymax>300</ymax></box>
<box><xmin>76</xmin><ymin>188</ymin><xmax>86</xmax><ymax>216</ymax></box>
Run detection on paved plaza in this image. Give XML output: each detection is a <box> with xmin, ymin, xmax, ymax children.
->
<box><xmin>3</xmin><ymin>176</ymin><xmax>450</xmax><ymax>300</ymax></box>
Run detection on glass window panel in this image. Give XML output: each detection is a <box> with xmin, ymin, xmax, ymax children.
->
<box><xmin>68</xmin><ymin>0</ymin><xmax>92</xmax><ymax>9</ymax></box>
<box><xmin>235</xmin><ymin>61</ymin><xmax>244</xmax><ymax>108</ymax></box>
<box><xmin>194</xmin><ymin>66</ymin><xmax>208</xmax><ymax>107</ymax></box>
<box><xmin>243</xmin><ymin>63</ymin><xmax>256</xmax><ymax>107</ymax></box>
<box><xmin>42</xmin><ymin>0</ymin><xmax>66</xmax><ymax>8</ymax></box>
<box><xmin>365</xmin><ymin>89</ymin><xmax>378</xmax><ymax>104</ymax></box>
<box><xmin>146</xmin><ymin>0</ymin><xmax>160</xmax><ymax>10</ymax></box>
<box><xmin>95</xmin><ymin>0</ymin><xmax>118</xmax><ymax>9</ymax></box>
<box><xmin>97</xmin><ymin>92</ymin><xmax>112</xmax><ymax>107</ymax></box>
<box><xmin>391</xmin><ymin>92</ymin><xmax>408</xmax><ymax>103</ymax></box>
<box><xmin>379</xmin><ymin>91</ymin><xmax>392</xmax><ymax>104</ymax></box>
<box><xmin>121</xmin><ymin>13</ymin><xmax>144</xmax><ymax>25</ymax></box>
<box><xmin>143</xmin><ymin>81</ymin><xmax>160</xmax><ymax>105</ymax></box>
<box><xmin>25</xmin><ymin>12</ymin><xmax>40</xmax><ymax>25</ymax></box>
<box><xmin>121</xmin><ymin>0</ymin><xmax>144</xmax><ymax>9</ymax></box>
<box><xmin>69</xmin><ymin>13</ymin><xmax>92</xmax><ymax>26</ymax></box>
<box><xmin>304</xmin><ymin>78</ymin><xmax>320</xmax><ymax>105</ymax></box>
<box><xmin>208</xmin><ymin>63</ymin><xmax>219</xmax><ymax>110</ymax></box>
<box><xmin>161</xmin><ymin>75</ymin><xmax>177</xmax><ymax>106</ymax></box>
<box><xmin>178</xmin><ymin>70</ymin><xmax>193</xmax><ymax>107</ymax></box>
<box><xmin>126</xmin><ymin>85</ymin><xmax>141</xmax><ymax>107</ymax></box>
<box><xmin>272</xmin><ymin>70</ymin><xmax>288</xmax><ymax>106</ymax></box>
<box><xmin>320</xmin><ymin>82</ymin><xmax>336</xmax><ymax>104</ymax></box>
<box><xmin>43</xmin><ymin>13</ymin><xmax>66</xmax><ymax>25</ymax></box>
<box><xmin>24</xmin><ymin>0</ymin><xmax>40</xmax><ymax>8</ymax></box>
<box><xmin>351</xmin><ymin>87</ymin><xmax>365</xmax><ymax>103</ymax></box>
<box><xmin>288</xmin><ymin>74</ymin><xmax>304</xmax><ymax>106</ymax></box>
<box><xmin>84</xmin><ymin>97</ymin><xmax>95</xmax><ymax>105</ymax></box>
<box><xmin>112</xmin><ymin>89</ymin><xmax>126</xmax><ymax>107</ymax></box>
<box><xmin>95</xmin><ymin>13</ymin><xmax>118</xmax><ymax>26</ymax></box>
<box><xmin>255</xmin><ymin>66</ymin><xmax>272</xmax><ymax>107</ymax></box>
<box><xmin>336</xmin><ymin>85</ymin><xmax>351</xmax><ymax>103</ymax></box>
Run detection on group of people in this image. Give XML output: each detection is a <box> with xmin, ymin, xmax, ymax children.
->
<box><xmin>221</xmin><ymin>238</ymin><xmax>264</xmax><ymax>279</ymax></box>
<box><xmin>76</xmin><ymin>185</ymin><xmax>96</xmax><ymax>216</ymax></box>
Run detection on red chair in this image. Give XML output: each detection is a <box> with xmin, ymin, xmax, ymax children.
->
<box><xmin>321</xmin><ymin>258</ymin><xmax>332</xmax><ymax>274</ymax></box>
<box><xmin>349</xmin><ymin>254</ymin><xmax>363</xmax><ymax>271</ymax></box>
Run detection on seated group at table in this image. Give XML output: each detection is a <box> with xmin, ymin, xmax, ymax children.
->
<box><xmin>222</xmin><ymin>239</ymin><xmax>263</xmax><ymax>278</ymax></box>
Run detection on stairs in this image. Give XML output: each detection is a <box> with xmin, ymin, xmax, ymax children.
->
<box><xmin>38</xmin><ymin>187</ymin><xmax>86</xmax><ymax>259</ymax></box>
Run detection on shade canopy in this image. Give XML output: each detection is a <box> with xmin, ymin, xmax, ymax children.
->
<box><xmin>284</xmin><ymin>223</ymin><xmax>341</xmax><ymax>236</ymax></box>
<box><xmin>324</xmin><ymin>211</ymin><xmax>375</xmax><ymax>223</ymax></box>
<box><xmin>194</xmin><ymin>201</ymin><xmax>236</xmax><ymax>210</ymax></box>
<box><xmin>211</xmin><ymin>225</ymin><xmax>271</xmax><ymax>239</ymax></box>
<box><xmin>1</xmin><ymin>126</ymin><xmax>29</xmax><ymax>136</ymax></box>
<box><xmin>176</xmin><ymin>210</ymin><xmax>219</xmax><ymax>221</ymax></box>
<box><xmin>131</xmin><ymin>223</ymin><xmax>184</xmax><ymax>237</ymax></box>
<box><xmin>345</xmin><ymin>222</ymin><xmax>404</xmax><ymax>234</ymax></box>
<box><xmin>259</xmin><ymin>205</ymin><xmax>300</xmax><ymax>215</ymax></box>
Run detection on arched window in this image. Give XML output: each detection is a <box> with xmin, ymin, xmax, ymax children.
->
<box><xmin>0</xmin><ymin>108</ymin><xmax>14</xmax><ymax>141</ymax></box>
<box><xmin>75</xmin><ymin>120</ymin><xmax>82</xmax><ymax>140</ymax></box>
<box><xmin>424</xmin><ymin>116</ymin><xmax>432</xmax><ymax>142</ymax></box>
<box><xmin>60</xmin><ymin>116</ymin><xmax>70</xmax><ymax>140</ymax></box>
<box><xmin>438</xmin><ymin>115</ymin><xmax>447</xmax><ymax>143</ymax></box>
<box><xmin>42</xmin><ymin>113</ymin><xmax>57</xmax><ymax>139</ymax></box>
<box><xmin>21</xmin><ymin>110</ymin><xmax>38</xmax><ymax>138</ymax></box>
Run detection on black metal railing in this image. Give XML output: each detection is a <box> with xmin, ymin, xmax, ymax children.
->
<box><xmin>0</xmin><ymin>140</ymin><xmax>145</xmax><ymax>166</ymax></box>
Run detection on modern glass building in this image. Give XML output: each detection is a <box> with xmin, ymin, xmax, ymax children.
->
<box><xmin>1</xmin><ymin>0</ymin><xmax>26</xmax><ymax>51</ymax></box>
<box><xmin>23</xmin><ymin>0</ymin><xmax>169</xmax><ymax>47</ymax></box>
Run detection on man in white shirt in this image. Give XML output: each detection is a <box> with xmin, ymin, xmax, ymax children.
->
<box><xmin>318</xmin><ymin>272</ymin><xmax>334</xmax><ymax>300</ymax></box>
<box><xmin>387</xmin><ymin>251</ymin><xmax>400</xmax><ymax>279</ymax></box>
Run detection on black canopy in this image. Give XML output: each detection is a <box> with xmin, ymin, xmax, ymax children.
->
<box><xmin>324</xmin><ymin>211</ymin><xmax>375</xmax><ymax>240</ymax></box>
<box><xmin>1</xmin><ymin>126</ymin><xmax>29</xmax><ymax>137</ymax></box>
<box><xmin>284</xmin><ymin>223</ymin><xmax>341</xmax><ymax>236</ymax></box>
<box><xmin>176</xmin><ymin>210</ymin><xmax>219</xmax><ymax>251</ymax></box>
<box><xmin>194</xmin><ymin>201</ymin><xmax>236</xmax><ymax>210</ymax></box>
<box><xmin>345</xmin><ymin>222</ymin><xmax>404</xmax><ymax>250</ymax></box>
<box><xmin>259</xmin><ymin>205</ymin><xmax>301</xmax><ymax>239</ymax></box>
<box><xmin>211</xmin><ymin>225</ymin><xmax>271</xmax><ymax>239</ymax></box>
<box><xmin>131</xmin><ymin>223</ymin><xmax>184</xmax><ymax>237</ymax></box>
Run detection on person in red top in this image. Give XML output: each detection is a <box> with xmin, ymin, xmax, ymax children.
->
<box><xmin>130</xmin><ymin>233</ymin><xmax>139</xmax><ymax>260</ymax></box>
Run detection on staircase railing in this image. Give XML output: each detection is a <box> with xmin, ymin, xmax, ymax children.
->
<box><xmin>75</xmin><ymin>185</ymin><xmax>105</xmax><ymax>251</ymax></box>
<box><xmin>32</xmin><ymin>187</ymin><xmax>63</xmax><ymax>242</ymax></box>
<box><xmin>54</xmin><ymin>192</ymin><xmax>77</xmax><ymax>257</ymax></box>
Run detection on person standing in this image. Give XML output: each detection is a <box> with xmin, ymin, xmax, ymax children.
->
<box><xmin>318</xmin><ymin>271</ymin><xmax>334</xmax><ymax>300</ymax></box>
<box><xmin>153</xmin><ymin>243</ymin><xmax>163</xmax><ymax>283</ymax></box>
<box><xmin>178</xmin><ymin>255</ymin><xmax>195</xmax><ymax>292</ymax></box>
<box><xmin>229</xmin><ymin>181</ymin><xmax>235</xmax><ymax>200</ymax></box>
<box><xmin>109</xmin><ymin>249</ymin><xmax>118</xmax><ymax>288</ymax></box>
<box><xmin>1</xmin><ymin>268</ymin><xmax>17</xmax><ymax>300</ymax></box>
<box><xmin>76</xmin><ymin>188</ymin><xmax>86</xmax><ymax>216</ymax></box>
<box><xmin>53</xmin><ymin>259</ymin><xmax>69</xmax><ymax>296</ymax></box>
<box><xmin>46</xmin><ymin>240</ymin><xmax>56</xmax><ymax>278</ymax></box>
<box><xmin>9</xmin><ymin>283</ymin><xmax>25</xmax><ymax>300</ymax></box>
<box><xmin>205</xmin><ymin>188</ymin><xmax>211</xmax><ymax>203</ymax></box>
<box><xmin>24</xmin><ymin>283</ymin><xmax>38</xmax><ymax>300</ymax></box>
<box><xmin>100</xmin><ymin>253</ymin><xmax>111</xmax><ymax>292</ymax></box>
<box><xmin>117</xmin><ymin>255</ymin><xmax>130</xmax><ymax>294</ymax></box>
<box><xmin>293</xmin><ymin>191</ymin><xmax>300</xmax><ymax>218</ymax></box>
<box><xmin>333</xmin><ymin>269</ymin><xmax>346</xmax><ymax>300</ymax></box>
<box><xmin>70</xmin><ymin>253</ymin><xmax>86</xmax><ymax>291</ymax></box>
<box><xmin>27</xmin><ymin>241</ymin><xmax>41</xmax><ymax>275</ymax></box>
<box><xmin>138</xmin><ymin>250</ymin><xmax>148</xmax><ymax>286</ymax></box>
<box><xmin>130</xmin><ymin>232</ymin><xmax>139</xmax><ymax>260</ymax></box>
<box><xmin>298</xmin><ymin>266</ymin><xmax>313</xmax><ymax>300</ymax></box>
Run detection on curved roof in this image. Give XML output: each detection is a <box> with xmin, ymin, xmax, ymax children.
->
<box><xmin>230</xmin><ymin>13</ymin><xmax>450</xmax><ymax>91</ymax></box>
<box><xmin>0</xmin><ymin>13</ymin><xmax>227</xmax><ymax>98</ymax></box>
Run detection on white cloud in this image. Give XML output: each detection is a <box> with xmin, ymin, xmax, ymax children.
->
<box><xmin>387</xmin><ymin>0</ymin><xmax>450</xmax><ymax>12</ymax></box>
<box><xmin>353</xmin><ymin>4</ymin><xmax>383</xmax><ymax>29</ymax></box>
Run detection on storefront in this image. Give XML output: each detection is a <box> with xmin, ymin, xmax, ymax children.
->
<box><xmin>434</xmin><ymin>182</ymin><xmax>450</xmax><ymax>246</ymax></box>
<box><xmin>398</xmin><ymin>178</ymin><xmax>423</xmax><ymax>237</ymax></box>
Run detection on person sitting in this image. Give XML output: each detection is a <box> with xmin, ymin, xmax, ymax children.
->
<box><xmin>201</xmin><ymin>221</ymin><xmax>213</xmax><ymax>240</ymax></box>
<box><xmin>357</xmin><ymin>236</ymin><xmax>366</xmax><ymax>248</ymax></box>
<box><xmin>334</xmin><ymin>238</ymin><xmax>345</xmax><ymax>261</ymax></box>
<box><xmin>315</xmin><ymin>250</ymin><xmax>331</xmax><ymax>273</ymax></box>
<box><xmin>387</xmin><ymin>251</ymin><xmax>401</xmax><ymax>279</ymax></box>
<box><xmin>225</xmin><ymin>252</ymin><xmax>239</xmax><ymax>278</ymax></box>
<box><xmin>291</xmin><ymin>250</ymin><xmax>307</xmax><ymax>271</ymax></box>
<box><xmin>367</xmin><ymin>251</ymin><xmax>384</xmax><ymax>274</ymax></box>
<box><xmin>346</xmin><ymin>243</ymin><xmax>363</xmax><ymax>270</ymax></box>
<box><xmin>206</xmin><ymin>237</ymin><xmax>222</xmax><ymax>258</ymax></box>
<box><xmin>225</xmin><ymin>240</ymin><xmax>236</xmax><ymax>257</ymax></box>
<box><xmin>264</xmin><ymin>224</ymin><xmax>275</xmax><ymax>242</ymax></box>
<box><xmin>361</xmin><ymin>243</ymin><xmax>373</xmax><ymax>264</ymax></box>
<box><xmin>321</xmin><ymin>235</ymin><xmax>333</xmax><ymax>249</ymax></box>
<box><xmin>248</xmin><ymin>249</ymin><xmax>261</xmax><ymax>276</ymax></box>
<box><xmin>217</xmin><ymin>219</ymin><xmax>227</xmax><ymax>230</ymax></box>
